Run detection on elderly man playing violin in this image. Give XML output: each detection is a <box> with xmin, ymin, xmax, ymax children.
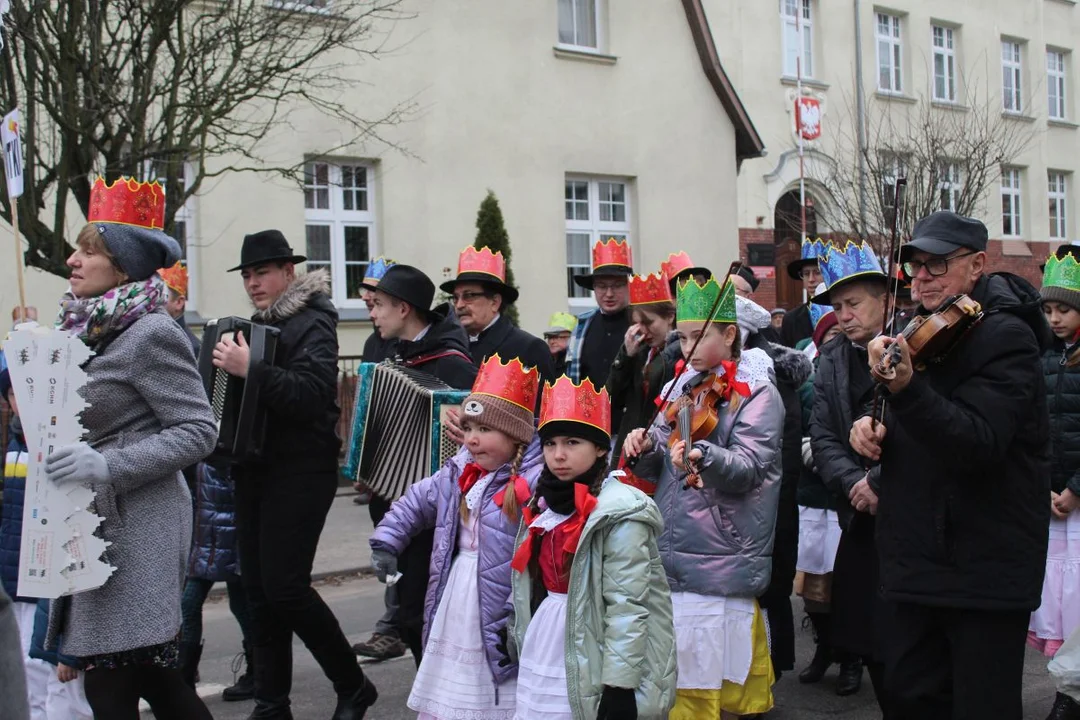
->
<box><xmin>850</xmin><ymin>210</ymin><xmax>1051</xmax><ymax>720</ymax></box>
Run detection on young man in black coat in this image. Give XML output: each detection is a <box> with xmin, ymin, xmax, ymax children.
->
<box><xmin>214</xmin><ymin>230</ymin><xmax>377</xmax><ymax>720</ymax></box>
<box><xmin>781</xmin><ymin>241</ymin><xmax>825</xmax><ymax>348</ymax></box>
<box><xmin>851</xmin><ymin>211</ymin><xmax>1052</xmax><ymax>719</ymax></box>
<box><xmin>363</xmin><ymin>264</ymin><xmax>478</xmax><ymax>663</ymax></box>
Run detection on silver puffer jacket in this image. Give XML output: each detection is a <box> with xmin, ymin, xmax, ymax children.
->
<box><xmin>635</xmin><ymin>349</ymin><xmax>785</xmax><ymax>598</ymax></box>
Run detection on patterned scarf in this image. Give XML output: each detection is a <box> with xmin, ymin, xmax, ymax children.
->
<box><xmin>56</xmin><ymin>274</ymin><xmax>167</xmax><ymax>348</ymax></box>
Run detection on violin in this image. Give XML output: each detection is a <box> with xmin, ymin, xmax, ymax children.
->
<box><xmin>872</xmin><ymin>294</ymin><xmax>983</xmax><ymax>381</ymax></box>
<box><xmin>663</xmin><ymin>372</ymin><xmax>735</xmax><ymax>489</ymax></box>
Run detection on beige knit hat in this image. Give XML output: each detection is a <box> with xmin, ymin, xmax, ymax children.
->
<box><xmin>461</xmin><ymin>393</ymin><xmax>536</xmax><ymax>446</ymax></box>
<box><xmin>460</xmin><ymin>355</ymin><xmax>540</xmax><ymax>446</ymax></box>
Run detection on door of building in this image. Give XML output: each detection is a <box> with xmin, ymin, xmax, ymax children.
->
<box><xmin>773</xmin><ymin>190</ymin><xmax>817</xmax><ymax>309</ymax></box>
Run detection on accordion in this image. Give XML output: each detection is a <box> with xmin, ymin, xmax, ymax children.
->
<box><xmin>198</xmin><ymin>316</ymin><xmax>281</xmax><ymax>462</ymax></box>
<box><xmin>342</xmin><ymin>363</ymin><xmax>468</xmax><ymax>501</ymax></box>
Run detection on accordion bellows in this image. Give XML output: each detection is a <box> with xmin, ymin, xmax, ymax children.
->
<box><xmin>342</xmin><ymin>363</ymin><xmax>468</xmax><ymax>501</ymax></box>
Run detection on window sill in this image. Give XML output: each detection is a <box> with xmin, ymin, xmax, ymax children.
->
<box><xmin>998</xmin><ymin>239</ymin><xmax>1032</xmax><ymax>256</ymax></box>
<box><xmin>1001</xmin><ymin>111</ymin><xmax>1037</xmax><ymax>123</ymax></box>
<box><xmin>553</xmin><ymin>45</ymin><xmax>617</xmax><ymax>65</ymax></box>
<box><xmin>1047</xmin><ymin>0</ymin><xmax>1077</xmax><ymax>6</ymax></box>
<box><xmin>874</xmin><ymin>91</ymin><xmax>917</xmax><ymax>104</ymax></box>
<box><xmin>1049</xmin><ymin>118</ymin><xmax>1080</xmax><ymax>129</ymax></box>
<box><xmin>781</xmin><ymin>76</ymin><xmax>830</xmax><ymax>90</ymax></box>
<box><xmin>931</xmin><ymin>100</ymin><xmax>969</xmax><ymax>112</ymax></box>
<box><xmin>338</xmin><ymin>308</ymin><xmax>372</xmax><ymax>322</ymax></box>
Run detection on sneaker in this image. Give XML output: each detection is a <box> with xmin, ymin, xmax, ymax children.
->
<box><xmin>352</xmin><ymin>632</ymin><xmax>406</xmax><ymax>661</ymax></box>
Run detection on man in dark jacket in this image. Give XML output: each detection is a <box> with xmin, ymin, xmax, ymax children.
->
<box><xmin>440</xmin><ymin>247</ymin><xmax>554</xmax><ymax>383</ymax></box>
<box><xmin>809</xmin><ymin>241</ymin><xmax>891</xmax><ymax>705</ymax></box>
<box><xmin>214</xmin><ymin>230</ymin><xmax>377</xmax><ymax>719</ymax></box>
<box><xmin>363</xmin><ymin>264</ymin><xmax>477</xmax><ymax>663</ymax></box>
<box><xmin>782</xmin><ymin>238</ymin><xmax>826</xmax><ymax>348</ymax></box>
<box><xmin>851</xmin><ymin>211</ymin><xmax>1051</xmax><ymax>719</ymax></box>
<box><xmin>360</xmin><ymin>257</ymin><xmax>397</xmax><ymax>364</ymax></box>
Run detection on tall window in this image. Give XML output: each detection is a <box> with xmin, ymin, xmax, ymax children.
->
<box><xmin>1001</xmin><ymin>167</ymin><xmax>1023</xmax><ymax>238</ymax></box>
<box><xmin>1002</xmin><ymin>41</ymin><xmax>1023</xmax><ymax>113</ymax></box>
<box><xmin>932</xmin><ymin>26</ymin><xmax>957</xmax><ymax>102</ymax></box>
<box><xmin>564</xmin><ymin>176</ymin><xmax>631</xmax><ymax>300</ymax></box>
<box><xmin>1049</xmin><ymin>50</ymin><xmax>1067</xmax><ymax>120</ymax></box>
<box><xmin>1050</xmin><ymin>172</ymin><xmax>1068</xmax><ymax>240</ymax></box>
<box><xmin>557</xmin><ymin>0</ymin><xmax>598</xmax><ymax>50</ymax></box>
<box><xmin>939</xmin><ymin>162</ymin><xmax>961</xmax><ymax>212</ymax></box>
<box><xmin>781</xmin><ymin>0</ymin><xmax>813</xmax><ymax>78</ymax></box>
<box><xmin>303</xmin><ymin>160</ymin><xmax>376</xmax><ymax>308</ymax></box>
<box><xmin>876</xmin><ymin>13</ymin><xmax>903</xmax><ymax>93</ymax></box>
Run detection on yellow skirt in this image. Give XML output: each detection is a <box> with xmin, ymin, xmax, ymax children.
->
<box><xmin>669</xmin><ymin>602</ymin><xmax>775</xmax><ymax>718</ymax></box>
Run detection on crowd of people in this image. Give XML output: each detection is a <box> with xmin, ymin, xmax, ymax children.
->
<box><xmin>0</xmin><ymin>175</ymin><xmax>1074</xmax><ymax>720</ymax></box>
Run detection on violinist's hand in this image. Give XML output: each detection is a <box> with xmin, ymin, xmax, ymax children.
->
<box><xmin>623</xmin><ymin>428</ymin><xmax>654</xmax><ymax>458</ymax></box>
<box><xmin>850</xmin><ymin>417</ymin><xmax>886</xmax><ymax>462</ymax></box>
<box><xmin>444</xmin><ymin>408</ymin><xmax>465</xmax><ymax>446</ymax></box>
<box><xmin>868</xmin><ymin>335</ymin><xmax>913</xmax><ymax>393</ymax></box>
<box><xmin>849</xmin><ymin>476</ymin><xmax>879</xmax><ymax>515</ymax></box>
<box><xmin>623</xmin><ymin>324</ymin><xmax>645</xmax><ymax>357</ymax></box>
<box><xmin>670</xmin><ymin>440</ymin><xmax>703</xmax><ymax>472</ymax></box>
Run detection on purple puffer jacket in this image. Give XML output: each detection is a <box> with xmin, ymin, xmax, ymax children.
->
<box><xmin>370</xmin><ymin>436</ymin><xmax>543</xmax><ymax>686</ymax></box>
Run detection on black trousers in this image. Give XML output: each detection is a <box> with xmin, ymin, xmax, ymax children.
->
<box><xmin>881</xmin><ymin>601</ymin><xmax>1029</xmax><ymax>720</ymax></box>
<box><xmin>235</xmin><ymin>469</ymin><xmax>366</xmax><ymax>701</ymax></box>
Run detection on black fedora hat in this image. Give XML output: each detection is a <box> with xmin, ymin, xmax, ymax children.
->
<box><xmin>373</xmin><ymin>264</ymin><xmax>437</xmax><ymax>319</ymax></box>
<box><xmin>228</xmin><ymin>230</ymin><xmax>307</xmax><ymax>272</ymax></box>
<box><xmin>438</xmin><ymin>247</ymin><xmax>520</xmax><ymax>304</ymax></box>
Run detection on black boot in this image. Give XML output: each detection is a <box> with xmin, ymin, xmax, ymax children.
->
<box><xmin>1048</xmin><ymin>692</ymin><xmax>1080</xmax><ymax>720</ymax></box>
<box><xmin>798</xmin><ymin>613</ymin><xmax>832</xmax><ymax>684</ymax></box>
<box><xmin>223</xmin><ymin>641</ymin><xmax>255</xmax><ymax>702</ymax></box>
<box><xmin>246</xmin><ymin>700</ymin><xmax>294</xmax><ymax>720</ymax></box>
<box><xmin>178</xmin><ymin>641</ymin><xmax>203</xmax><ymax>689</ymax></box>
<box><xmin>836</xmin><ymin>657</ymin><xmax>864</xmax><ymax>697</ymax></box>
<box><xmin>247</xmin><ymin>640</ymin><xmax>293</xmax><ymax>720</ymax></box>
<box><xmin>330</xmin><ymin>676</ymin><xmax>378</xmax><ymax>720</ymax></box>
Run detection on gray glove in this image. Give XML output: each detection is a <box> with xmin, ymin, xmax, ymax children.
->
<box><xmin>45</xmin><ymin>443</ymin><xmax>109</xmax><ymax>486</ymax></box>
<box><xmin>371</xmin><ymin>549</ymin><xmax>398</xmax><ymax>584</ymax></box>
<box><xmin>801</xmin><ymin>437</ymin><xmax>815</xmax><ymax>472</ymax></box>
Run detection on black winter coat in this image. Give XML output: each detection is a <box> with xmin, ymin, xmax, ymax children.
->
<box><xmin>606</xmin><ymin>333</ymin><xmax>681</xmax><ymax>463</ymax></box>
<box><xmin>362</xmin><ymin>331</ymin><xmax>396</xmax><ymax>364</ymax></box>
<box><xmin>1044</xmin><ymin>337</ymin><xmax>1080</xmax><ymax>496</ymax></box>
<box><xmin>392</xmin><ymin>308</ymin><xmax>478</xmax><ymax>390</ymax></box>
<box><xmin>876</xmin><ymin>273</ymin><xmax>1051</xmax><ymax>610</ymax></box>
<box><xmin>780</xmin><ymin>303</ymin><xmax>812</xmax><ymax>348</ymax></box>
<box><xmin>244</xmin><ymin>270</ymin><xmax>342</xmax><ymax>475</ymax></box>
<box><xmin>469</xmin><ymin>314</ymin><xmax>555</xmax><ymax>384</ymax></box>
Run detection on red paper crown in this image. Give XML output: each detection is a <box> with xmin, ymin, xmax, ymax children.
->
<box><xmin>629</xmin><ymin>272</ymin><xmax>673</xmax><ymax>305</ymax></box>
<box><xmin>539</xmin><ymin>376</ymin><xmax>611</xmax><ymax>436</ymax></box>
<box><xmin>592</xmin><ymin>237</ymin><xmax>633</xmax><ymax>272</ymax></box>
<box><xmin>456</xmin><ymin>246</ymin><xmax>507</xmax><ymax>283</ymax></box>
<box><xmin>470</xmin><ymin>354</ymin><xmax>540</xmax><ymax>411</ymax></box>
<box><xmin>661</xmin><ymin>252</ymin><xmax>695</xmax><ymax>282</ymax></box>
<box><xmin>159</xmin><ymin>262</ymin><xmax>188</xmax><ymax>296</ymax></box>
<box><xmin>88</xmin><ymin>176</ymin><xmax>166</xmax><ymax>230</ymax></box>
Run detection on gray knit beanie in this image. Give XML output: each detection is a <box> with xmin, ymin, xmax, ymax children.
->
<box><xmin>95</xmin><ymin>223</ymin><xmax>182</xmax><ymax>282</ymax></box>
<box><xmin>1041</xmin><ymin>285</ymin><xmax>1080</xmax><ymax>312</ymax></box>
<box><xmin>460</xmin><ymin>393</ymin><xmax>536</xmax><ymax>446</ymax></box>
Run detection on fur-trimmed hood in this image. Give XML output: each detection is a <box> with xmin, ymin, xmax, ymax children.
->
<box><xmin>252</xmin><ymin>269</ymin><xmax>336</xmax><ymax>325</ymax></box>
<box><xmin>745</xmin><ymin>331</ymin><xmax>813</xmax><ymax>389</ymax></box>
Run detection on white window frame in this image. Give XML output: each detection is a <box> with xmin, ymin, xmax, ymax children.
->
<box><xmin>781</xmin><ymin>0</ymin><xmax>813</xmax><ymax>79</ymax></box>
<box><xmin>557</xmin><ymin>0</ymin><xmax>601</xmax><ymax>52</ymax></box>
<box><xmin>876</xmin><ymin>13</ymin><xmax>903</xmax><ymax>94</ymax></box>
<box><xmin>1050</xmin><ymin>171</ymin><xmax>1068</xmax><ymax>240</ymax></box>
<box><xmin>146</xmin><ymin>159</ymin><xmax>199</xmax><ymax>310</ymax></box>
<box><xmin>303</xmin><ymin>160</ymin><xmax>377</xmax><ymax>309</ymax></box>
<box><xmin>879</xmin><ymin>152</ymin><xmax>906</xmax><ymax>210</ymax></box>
<box><xmin>1049</xmin><ymin>49</ymin><xmax>1068</xmax><ymax>121</ymax></box>
<box><xmin>1002</xmin><ymin>40</ymin><xmax>1023</xmax><ymax>113</ymax></box>
<box><xmin>564</xmin><ymin>175</ymin><xmax>632</xmax><ymax>307</ymax></box>
<box><xmin>939</xmin><ymin>161</ymin><xmax>962</xmax><ymax>212</ymax></box>
<box><xmin>1001</xmin><ymin>167</ymin><xmax>1023</xmax><ymax>238</ymax></box>
<box><xmin>932</xmin><ymin>25</ymin><xmax>957</xmax><ymax>103</ymax></box>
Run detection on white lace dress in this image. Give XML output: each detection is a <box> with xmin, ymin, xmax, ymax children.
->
<box><xmin>409</xmin><ymin>473</ymin><xmax>517</xmax><ymax>719</ymax></box>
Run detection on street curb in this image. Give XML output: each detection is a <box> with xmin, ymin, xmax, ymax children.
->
<box><xmin>206</xmin><ymin>565</ymin><xmax>373</xmax><ymax>599</ymax></box>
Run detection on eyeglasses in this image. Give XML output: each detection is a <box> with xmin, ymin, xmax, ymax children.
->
<box><xmin>451</xmin><ymin>290</ymin><xmax>491</xmax><ymax>303</ymax></box>
<box><xmin>593</xmin><ymin>280</ymin><xmax>628</xmax><ymax>293</ymax></box>
<box><xmin>902</xmin><ymin>250</ymin><xmax>977</xmax><ymax>278</ymax></box>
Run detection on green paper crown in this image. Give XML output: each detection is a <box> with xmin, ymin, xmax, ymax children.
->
<box><xmin>676</xmin><ymin>276</ymin><xmax>737</xmax><ymax>324</ymax></box>
<box><xmin>1044</xmin><ymin>252</ymin><xmax>1080</xmax><ymax>292</ymax></box>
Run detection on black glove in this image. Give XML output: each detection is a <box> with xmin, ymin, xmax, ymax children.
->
<box><xmin>597</xmin><ymin>685</ymin><xmax>637</xmax><ymax>720</ymax></box>
<box><xmin>495</xmin><ymin>624</ymin><xmax>515</xmax><ymax>667</ymax></box>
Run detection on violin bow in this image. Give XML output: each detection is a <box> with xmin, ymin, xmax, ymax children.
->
<box><xmin>871</xmin><ymin>177</ymin><xmax>907</xmax><ymax>428</ymax></box>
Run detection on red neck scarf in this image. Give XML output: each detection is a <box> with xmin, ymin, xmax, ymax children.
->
<box><xmin>457</xmin><ymin>462</ymin><xmax>487</xmax><ymax>496</ymax></box>
<box><xmin>718</xmin><ymin>360</ymin><xmax>752</xmax><ymax>401</ymax></box>
<box><xmin>511</xmin><ymin>483</ymin><xmax>597</xmax><ymax>573</ymax></box>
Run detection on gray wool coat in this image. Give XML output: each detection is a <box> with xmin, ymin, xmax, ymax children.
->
<box><xmin>47</xmin><ymin>310</ymin><xmax>217</xmax><ymax>658</ymax></box>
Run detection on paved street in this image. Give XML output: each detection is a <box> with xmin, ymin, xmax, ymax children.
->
<box><xmin>154</xmin><ymin>492</ymin><xmax>1061</xmax><ymax>719</ymax></box>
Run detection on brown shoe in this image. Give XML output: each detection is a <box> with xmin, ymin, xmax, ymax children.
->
<box><xmin>352</xmin><ymin>632</ymin><xmax>406</xmax><ymax>661</ymax></box>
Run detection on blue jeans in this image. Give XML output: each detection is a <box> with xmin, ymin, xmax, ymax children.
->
<box><xmin>180</xmin><ymin>577</ymin><xmax>253</xmax><ymax>649</ymax></box>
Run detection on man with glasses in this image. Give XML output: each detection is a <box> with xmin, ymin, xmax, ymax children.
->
<box><xmin>850</xmin><ymin>210</ymin><xmax>1051</xmax><ymax>719</ymax></box>
<box><xmin>542</xmin><ymin>312</ymin><xmax>578</xmax><ymax>377</ymax></box>
<box><xmin>440</xmin><ymin>246</ymin><xmax>554</xmax><ymax>386</ymax></box>
<box><xmin>782</xmin><ymin>238</ymin><xmax>827</xmax><ymax>348</ymax></box>
<box><xmin>566</xmin><ymin>238</ymin><xmax>634</xmax><ymax>388</ymax></box>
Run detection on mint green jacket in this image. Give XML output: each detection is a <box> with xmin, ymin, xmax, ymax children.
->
<box><xmin>510</xmin><ymin>476</ymin><xmax>677</xmax><ymax>719</ymax></box>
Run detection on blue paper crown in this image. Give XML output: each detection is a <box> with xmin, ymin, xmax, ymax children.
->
<box><xmin>808</xmin><ymin>301</ymin><xmax>833</xmax><ymax>328</ymax></box>
<box><xmin>801</xmin><ymin>237</ymin><xmax>829</xmax><ymax>262</ymax></box>
<box><xmin>363</xmin><ymin>256</ymin><xmax>395</xmax><ymax>283</ymax></box>
<box><xmin>819</xmin><ymin>241</ymin><xmax>885</xmax><ymax>291</ymax></box>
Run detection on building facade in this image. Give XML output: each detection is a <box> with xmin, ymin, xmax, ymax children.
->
<box><xmin>0</xmin><ymin>0</ymin><xmax>761</xmax><ymax>354</ymax></box>
<box><xmin>709</xmin><ymin>0</ymin><xmax>1076</xmax><ymax>309</ymax></box>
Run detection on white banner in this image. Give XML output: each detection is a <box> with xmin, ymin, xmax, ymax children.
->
<box><xmin>1</xmin><ymin>108</ymin><xmax>24</xmax><ymax>198</ymax></box>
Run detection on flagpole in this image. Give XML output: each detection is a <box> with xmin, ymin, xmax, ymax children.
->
<box><xmin>11</xmin><ymin>195</ymin><xmax>25</xmax><ymax>322</ymax></box>
<box><xmin>796</xmin><ymin>0</ymin><xmax>807</xmax><ymax>261</ymax></box>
